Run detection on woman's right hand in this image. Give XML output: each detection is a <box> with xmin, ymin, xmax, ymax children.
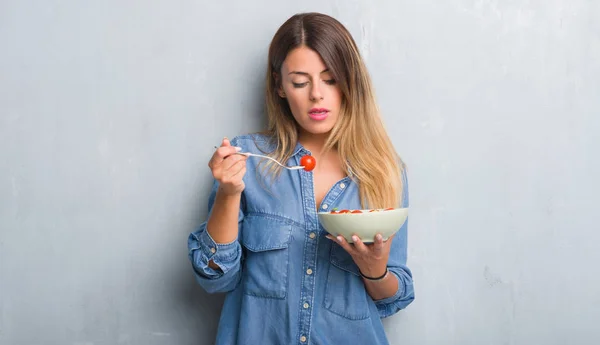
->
<box><xmin>208</xmin><ymin>137</ymin><xmax>248</xmax><ymax>196</ymax></box>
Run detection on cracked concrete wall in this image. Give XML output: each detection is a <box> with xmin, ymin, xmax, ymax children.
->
<box><xmin>1</xmin><ymin>1</ymin><xmax>599</xmax><ymax>344</ymax></box>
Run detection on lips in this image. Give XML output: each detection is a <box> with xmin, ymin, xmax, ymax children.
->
<box><xmin>309</xmin><ymin>108</ymin><xmax>329</xmax><ymax>121</ymax></box>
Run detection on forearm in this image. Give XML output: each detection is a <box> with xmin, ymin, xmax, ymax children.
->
<box><xmin>206</xmin><ymin>189</ymin><xmax>242</xmax><ymax>269</ymax></box>
<box><xmin>363</xmin><ymin>269</ymin><xmax>399</xmax><ymax>301</ymax></box>
<box><xmin>207</xmin><ymin>189</ymin><xmax>242</xmax><ymax>243</ymax></box>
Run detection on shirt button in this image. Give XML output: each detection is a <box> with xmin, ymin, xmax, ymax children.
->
<box><xmin>300</xmin><ymin>336</ymin><xmax>307</xmax><ymax>343</ymax></box>
<box><xmin>322</xmin><ymin>204</ymin><xmax>328</xmax><ymax>210</ymax></box>
<box><xmin>306</xmin><ymin>268</ymin><xmax>313</xmax><ymax>275</ymax></box>
<box><xmin>303</xmin><ymin>302</ymin><xmax>310</xmax><ymax>309</ymax></box>
<box><xmin>210</xmin><ymin>247</ymin><xmax>216</xmax><ymax>254</ymax></box>
<box><xmin>340</xmin><ymin>183</ymin><xmax>346</xmax><ymax>189</ymax></box>
<box><xmin>309</xmin><ymin>232</ymin><xmax>316</xmax><ymax>239</ymax></box>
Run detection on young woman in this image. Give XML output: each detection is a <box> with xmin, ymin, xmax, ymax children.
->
<box><xmin>188</xmin><ymin>12</ymin><xmax>414</xmax><ymax>345</ymax></box>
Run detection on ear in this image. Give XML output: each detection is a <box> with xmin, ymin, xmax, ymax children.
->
<box><xmin>273</xmin><ymin>72</ymin><xmax>286</xmax><ymax>98</ymax></box>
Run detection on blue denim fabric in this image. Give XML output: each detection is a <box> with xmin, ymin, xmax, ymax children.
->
<box><xmin>188</xmin><ymin>134</ymin><xmax>414</xmax><ymax>345</ymax></box>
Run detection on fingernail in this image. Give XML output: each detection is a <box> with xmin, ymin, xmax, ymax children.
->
<box><xmin>337</xmin><ymin>236</ymin><xmax>343</xmax><ymax>242</ymax></box>
<box><xmin>223</xmin><ymin>136</ymin><xmax>228</xmax><ymax>140</ymax></box>
<box><xmin>352</xmin><ymin>235</ymin><xmax>359</xmax><ymax>242</ymax></box>
<box><xmin>376</xmin><ymin>234</ymin><xmax>382</xmax><ymax>241</ymax></box>
<box><xmin>235</xmin><ymin>147</ymin><xmax>242</xmax><ymax>151</ymax></box>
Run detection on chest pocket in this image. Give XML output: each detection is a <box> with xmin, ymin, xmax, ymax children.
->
<box><xmin>240</xmin><ymin>215</ymin><xmax>293</xmax><ymax>299</ymax></box>
<box><xmin>323</xmin><ymin>243</ymin><xmax>372</xmax><ymax>320</ymax></box>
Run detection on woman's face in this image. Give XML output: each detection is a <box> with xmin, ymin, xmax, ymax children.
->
<box><xmin>278</xmin><ymin>46</ymin><xmax>342</xmax><ymax>137</ymax></box>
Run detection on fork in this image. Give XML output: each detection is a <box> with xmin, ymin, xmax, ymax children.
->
<box><xmin>213</xmin><ymin>146</ymin><xmax>305</xmax><ymax>170</ymax></box>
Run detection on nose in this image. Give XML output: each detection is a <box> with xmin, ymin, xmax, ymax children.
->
<box><xmin>310</xmin><ymin>83</ymin><xmax>324</xmax><ymax>102</ymax></box>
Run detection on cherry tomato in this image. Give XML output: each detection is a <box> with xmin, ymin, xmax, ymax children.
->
<box><xmin>300</xmin><ymin>155</ymin><xmax>316</xmax><ymax>171</ymax></box>
<box><xmin>385</xmin><ymin>208</ymin><xmax>394</xmax><ymax>211</ymax></box>
<box><xmin>351</xmin><ymin>210</ymin><xmax>362</xmax><ymax>214</ymax></box>
<box><xmin>338</xmin><ymin>209</ymin><xmax>350</xmax><ymax>214</ymax></box>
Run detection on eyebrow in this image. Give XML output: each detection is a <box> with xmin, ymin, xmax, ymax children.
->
<box><xmin>288</xmin><ymin>68</ymin><xmax>329</xmax><ymax>76</ymax></box>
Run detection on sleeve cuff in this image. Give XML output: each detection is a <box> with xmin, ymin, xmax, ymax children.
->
<box><xmin>374</xmin><ymin>270</ymin><xmax>405</xmax><ymax>306</ymax></box>
<box><xmin>188</xmin><ymin>224</ymin><xmax>241</xmax><ymax>278</ymax></box>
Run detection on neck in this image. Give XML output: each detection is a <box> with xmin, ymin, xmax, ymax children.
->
<box><xmin>298</xmin><ymin>130</ymin><xmax>329</xmax><ymax>154</ymax></box>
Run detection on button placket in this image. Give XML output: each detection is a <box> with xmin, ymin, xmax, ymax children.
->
<box><xmin>298</xmin><ymin>154</ymin><xmax>318</xmax><ymax>345</ymax></box>
<box><xmin>319</xmin><ymin>179</ymin><xmax>349</xmax><ymax>214</ymax></box>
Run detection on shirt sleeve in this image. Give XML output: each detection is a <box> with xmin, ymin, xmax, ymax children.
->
<box><xmin>187</xmin><ymin>164</ymin><xmax>245</xmax><ymax>294</ymax></box>
<box><xmin>375</xmin><ymin>165</ymin><xmax>415</xmax><ymax>317</ymax></box>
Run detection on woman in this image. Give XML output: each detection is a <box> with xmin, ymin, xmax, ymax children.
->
<box><xmin>188</xmin><ymin>12</ymin><xmax>414</xmax><ymax>345</ymax></box>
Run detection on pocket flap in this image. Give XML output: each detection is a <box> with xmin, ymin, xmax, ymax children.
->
<box><xmin>241</xmin><ymin>215</ymin><xmax>293</xmax><ymax>252</ymax></box>
<box><xmin>330</xmin><ymin>244</ymin><xmax>361</xmax><ymax>276</ymax></box>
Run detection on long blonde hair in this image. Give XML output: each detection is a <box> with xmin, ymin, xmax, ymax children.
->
<box><xmin>259</xmin><ymin>12</ymin><xmax>405</xmax><ymax>209</ymax></box>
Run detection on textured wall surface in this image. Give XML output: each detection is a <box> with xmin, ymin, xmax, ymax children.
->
<box><xmin>1</xmin><ymin>1</ymin><xmax>599</xmax><ymax>344</ymax></box>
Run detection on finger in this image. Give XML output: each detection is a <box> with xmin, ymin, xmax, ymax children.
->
<box><xmin>231</xmin><ymin>164</ymin><xmax>247</xmax><ymax>180</ymax></box>
<box><xmin>222</xmin><ymin>164</ymin><xmax>246</xmax><ymax>185</ymax></box>
<box><xmin>221</xmin><ymin>161</ymin><xmax>246</xmax><ymax>184</ymax></box>
<box><xmin>334</xmin><ymin>235</ymin><xmax>356</xmax><ymax>255</ymax></box>
<box><xmin>210</xmin><ymin>146</ymin><xmax>242</xmax><ymax>169</ymax></box>
<box><xmin>226</xmin><ymin>159</ymin><xmax>247</xmax><ymax>178</ymax></box>
<box><xmin>211</xmin><ymin>137</ymin><xmax>232</xmax><ymax>163</ymax></box>
<box><xmin>221</xmin><ymin>154</ymin><xmax>247</xmax><ymax>171</ymax></box>
<box><xmin>220</xmin><ymin>159</ymin><xmax>246</xmax><ymax>181</ymax></box>
<box><xmin>384</xmin><ymin>234</ymin><xmax>395</xmax><ymax>244</ymax></box>
<box><xmin>351</xmin><ymin>235</ymin><xmax>369</xmax><ymax>255</ymax></box>
<box><xmin>215</xmin><ymin>145</ymin><xmax>242</xmax><ymax>160</ymax></box>
<box><xmin>373</xmin><ymin>233</ymin><xmax>385</xmax><ymax>253</ymax></box>
<box><xmin>212</xmin><ymin>156</ymin><xmax>246</xmax><ymax>182</ymax></box>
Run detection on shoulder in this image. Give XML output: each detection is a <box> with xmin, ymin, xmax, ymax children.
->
<box><xmin>230</xmin><ymin>132</ymin><xmax>276</xmax><ymax>154</ymax></box>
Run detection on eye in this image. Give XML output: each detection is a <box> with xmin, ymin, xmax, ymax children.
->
<box><xmin>324</xmin><ymin>79</ymin><xmax>337</xmax><ymax>85</ymax></box>
<box><xmin>292</xmin><ymin>82</ymin><xmax>308</xmax><ymax>88</ymax></box>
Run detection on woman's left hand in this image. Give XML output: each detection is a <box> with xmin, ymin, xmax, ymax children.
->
<box><xmin>326</xmin><ymin>233</ymin><xmax>394</xmax><ymax>278</ymax></box>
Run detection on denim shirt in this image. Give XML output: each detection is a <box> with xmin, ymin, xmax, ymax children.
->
<box><xmin>188</xmin><ymin>134</ymin><xmax>414</xmax><ymax>345</ymax></box>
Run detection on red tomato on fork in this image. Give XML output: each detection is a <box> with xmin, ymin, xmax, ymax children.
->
<box><xmin>300</xmin><ymin>155</ymin><xmax>316</xmax><ymax>171</ymax></box>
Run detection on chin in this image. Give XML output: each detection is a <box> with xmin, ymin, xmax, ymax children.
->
<box><xmin>301</xmin><ymin>123</ymin><xmax>335</xmax><ymax>135</ymax></box>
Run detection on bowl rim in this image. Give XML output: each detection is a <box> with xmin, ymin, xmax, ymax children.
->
<box><xmin>317</xmin><ymin>207</ymin><xmax>408</xmax><ymax>215</ymax></box>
